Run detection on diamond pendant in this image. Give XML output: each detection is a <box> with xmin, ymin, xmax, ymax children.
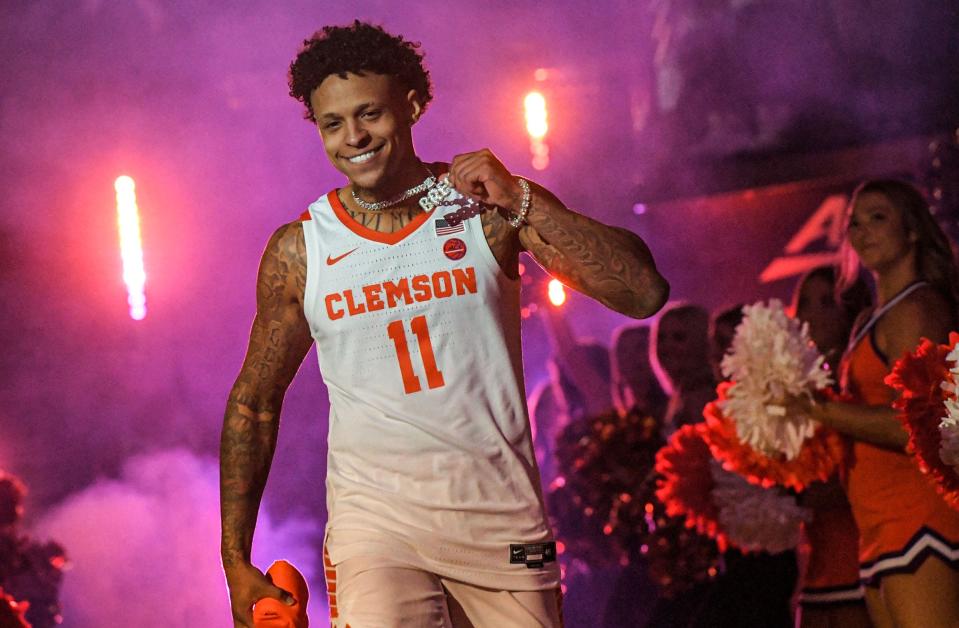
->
<box><xmin>418</xmin><ymin>178</ymin><xmax>488</xmax><ymax>226</ymax></box>
<box><xmin>418</xmin><ymin>178</ymin><xmax>458</xmax><ymax>211</ymax></box>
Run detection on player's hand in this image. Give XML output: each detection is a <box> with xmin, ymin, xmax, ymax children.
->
<box><xmin>224</xmin><ymin>561</ymin><xmax>294</xmax><ymax>627</ymax></box>
<box><xmin>448</xmin><ymin>149</ymin><xmax>524</xmax><ymax>211</ymax></box>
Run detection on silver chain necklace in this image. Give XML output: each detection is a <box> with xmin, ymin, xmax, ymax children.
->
<box><xmin>350</xmin><ymin>169</ymin><xmax>436</xmax><ymax>212</ymax></box>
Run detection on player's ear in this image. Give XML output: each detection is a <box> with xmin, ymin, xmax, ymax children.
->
<box><xmin>406</xmin><ymin>90</ymin><xmax>423</xmax><ymax>124</ymax></box>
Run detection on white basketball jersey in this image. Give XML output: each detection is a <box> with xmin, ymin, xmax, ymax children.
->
<box><xmin>301</xmin><ymin>189</ymin><xmax>559</xmax><ymax>590</ymax></box>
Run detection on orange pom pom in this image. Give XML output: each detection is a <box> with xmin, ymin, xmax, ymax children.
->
<box><xmin>655</xmin><ymin>424</ymin><xmax>727</xmax><ymax>551</ymax></box>
<box><xmin>886</xmin><ymin>335</ymin><xmax>959</xmax><ymax>510</ymax></box>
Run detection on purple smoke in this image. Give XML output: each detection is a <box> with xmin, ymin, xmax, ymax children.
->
<box><xmin>34</xmin><ymin>449</ymin><xmax>324</xmax><ymax>628</ymax></box>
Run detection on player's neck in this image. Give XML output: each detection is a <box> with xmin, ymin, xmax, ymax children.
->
<box><xmin>351</xmin><ymin>157</ymin><xmax>430</xmax><ymax>206</ymax></box>
<box><xmin>339</xmin><ymin>200</ymin><xmax>424</xmax><ymax>234</ymax></box>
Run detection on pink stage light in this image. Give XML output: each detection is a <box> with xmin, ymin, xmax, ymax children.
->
<box><xmin>524</xmin><ymin>91</ymin><xmax>550</xmax><ymax>170</ymax></box>
<box><xmin>524</xmin><ymin>91</ymin><xmax>548</xmax><ymax>139</ymax></box>
<box><xmin>547</xmin><ymin>279</ymin><xmax>566</xmax><ymax>307</ymax></box>
<box><xmin>114</xmin><ymin>175</ymin><xmax>147</xmax><ymax>320</ymax></box>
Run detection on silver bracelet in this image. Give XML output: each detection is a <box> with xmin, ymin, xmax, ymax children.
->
<box><xmin>508</xmin><ymin>178</ymin><xmax>531</xmax><ymax>229</ymax></box>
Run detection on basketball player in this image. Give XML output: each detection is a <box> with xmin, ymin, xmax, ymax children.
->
<box><xmin>220</xmin><ymin>21</ymin><xmax>669</xmax><ymax>628</ymax></box>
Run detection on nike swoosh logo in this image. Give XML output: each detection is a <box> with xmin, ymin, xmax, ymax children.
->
<box><xmin>326</xmin><ymin>247</ymin><xmax>359</xmax><ymax>265</ymax></box>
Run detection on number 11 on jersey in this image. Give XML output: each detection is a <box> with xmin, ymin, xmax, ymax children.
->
<box><xmin>386</xmin><ymin>315</ymin><xmax>446</xmax><ymax>394</ymax></box>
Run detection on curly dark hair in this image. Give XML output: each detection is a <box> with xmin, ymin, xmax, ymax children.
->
<box><xmin>288</xmin><ymin>20</ymin><xmax>433</xmax><ymax>123</ymax></box>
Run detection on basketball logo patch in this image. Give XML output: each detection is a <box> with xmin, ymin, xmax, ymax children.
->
<box><xmin>443</xmin><ymin>238</ymin><xmax>467</xmax><ymax>260</ymax></box>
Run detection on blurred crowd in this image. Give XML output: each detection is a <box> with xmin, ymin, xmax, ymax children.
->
<box><xmin>532</xmin><ymin>178</ymin><xmax>959</xmax><ymax>627</ymax></box>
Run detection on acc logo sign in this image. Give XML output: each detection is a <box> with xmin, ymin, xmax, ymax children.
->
<box><xmin>443</xmin><ymin>238</ymin><xmax>467</xmax><ymax>261</ymax></box>
<box><xmin>760</xmin><ymin>194</ymin><xmax>847</xmax><ymax>283</ymax></box>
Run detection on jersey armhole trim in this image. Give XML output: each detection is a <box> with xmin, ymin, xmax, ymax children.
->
<box><xmin>470</xmin><ymin>213</ymin><xmax>520</xmax><ymax>283</ymax></box>
<box><xmin>301</xmin><ymin>211</ymin><xmax>320</xmax><ymax>334</ymax></box>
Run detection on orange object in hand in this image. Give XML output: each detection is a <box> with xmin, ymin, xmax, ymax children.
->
<box><xmin>253</xmin><ymin>560</ymin><xmax>310</xmax><ymax>628</ymax></box>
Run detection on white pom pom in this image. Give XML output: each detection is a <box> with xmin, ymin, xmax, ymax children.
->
<box><xmin>720</xmin><ymin>300</ymin><xmax>833</xmax><ymax>460</ymax></box>
<box><xmin>710</xmin><ymin>461</ymin><xmax>810</xmax><ymax>553</ymax></box>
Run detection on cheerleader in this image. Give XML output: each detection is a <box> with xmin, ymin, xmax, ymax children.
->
<box><xmin>794</xmin><ymin>181</ymin><xmax>959</xmax><ymax>627</ymax></box>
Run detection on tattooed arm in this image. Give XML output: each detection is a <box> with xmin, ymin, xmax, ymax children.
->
<box><xmin>220</xmin><ymin>221</ymin><xmax>313</xmax><ymax>627</ymax></box>
<box><xmin>517</xmin><ymin>189</ymin><xmax>668</xmax><ymax>319</ymax></box>
<box><xmin>449</xmin><ymin>149</ymin><xmax>669</xmax><ymax>319</ymax></box>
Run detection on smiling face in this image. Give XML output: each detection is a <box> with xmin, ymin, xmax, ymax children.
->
<box><xmin>846</xmin><ymin>191</ymin><xmax>917</xmax><ymax>275</ymax></box>
<box><xmin>310</xmin><ymin>72</ymin><xmax>422</xmax><ymax>194</ymax></box>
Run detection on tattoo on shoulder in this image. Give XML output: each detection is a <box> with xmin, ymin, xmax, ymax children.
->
<box><xmin>259</xmin><ymin>222</ymin><xmax>307</xmax><ymax>307</ymax></box>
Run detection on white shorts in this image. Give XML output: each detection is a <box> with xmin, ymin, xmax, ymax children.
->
<box><xmin>325</xmin><ymin>549</ymin><xmax>563</xmax><ymax>628</ymax></box>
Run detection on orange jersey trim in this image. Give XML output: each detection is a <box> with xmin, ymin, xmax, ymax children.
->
<box><xmin>298</xmin><ymin>210</ymin><xmax>312</xmax><ymax>221</ymax></box>
<box><xmin>327</xmin><ymin>190</ymin><xmax>435</xmax><ymax>245</ymax></box>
